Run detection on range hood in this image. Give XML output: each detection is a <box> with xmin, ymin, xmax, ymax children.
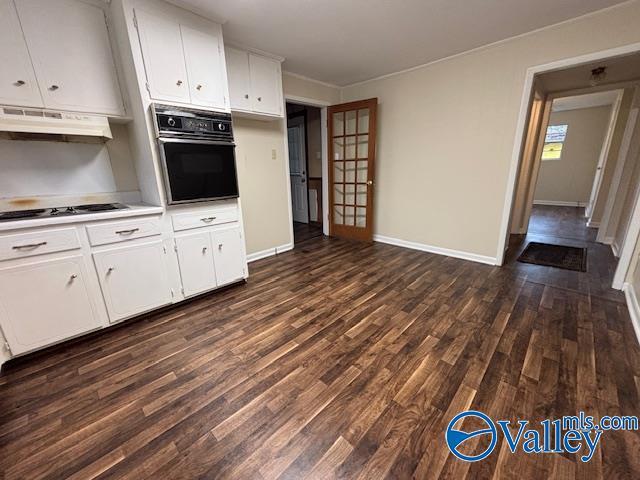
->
<box><xmin>0</xmin><ymin>106</ymin><xmax>112</xmax><ymax>142</ymax></box>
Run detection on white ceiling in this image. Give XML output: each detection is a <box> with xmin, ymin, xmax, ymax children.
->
<box><xmin>552</xmin><ymin>90</ymin><xmax>620</xmax><ymax>112</ymax></box>
<box><xmin>171</xmin><ymin>0</ymin><xmax>628</xmax><ymax>86</ymax></box>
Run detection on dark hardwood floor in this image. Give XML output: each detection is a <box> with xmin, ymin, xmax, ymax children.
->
<box><xmin>293</xmin><ymin>221</ymin><xmax>323</xmax><ymax>245</ymax></box>
<box><xmin>1</xmin><ymin>205</ymin><xmax>639</xmax><ymax>479</ymax></box>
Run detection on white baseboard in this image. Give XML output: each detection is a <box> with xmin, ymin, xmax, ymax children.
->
<box><xmin>602</xmin><ymin>235</ymin><xmax>614</xmax><ymax>245</ymax></box>
<box><xmin>533</xmin><ymin>200</ymin><xmax>587</xmax><ymax>207</ymax></box>
<box><xmin>612</xmin><ymin>241</ymin><xmax>621</xmax><ymax>258</ymax></box>
<box><xmin>586</xmin><ymin>220</ymin><xmax>600</xmax><ymax>228</ymax></box>
<box><xmin>623</xmin><ymin>283</ymin><xmax>640</xmax><ymax>347</ymax></box>
<box><xmin>246</xmin><ymin>242</ymin><xmax>294</xmax><ymax>263</ymax></box>
<box><xmin>373</xmin><ymin>234</ymin><xmax>497</xmax><ymax>266</ymax></box>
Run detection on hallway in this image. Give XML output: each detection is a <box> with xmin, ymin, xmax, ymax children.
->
<box><xmin>505</xmin><ymin>205</ymin><xmax>623</xmax><ymax>304</ymax></box>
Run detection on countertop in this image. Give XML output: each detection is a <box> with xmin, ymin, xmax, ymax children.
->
<box><xmin>0</xmin><ymin>204</ymin><xmax>165</xmax><ymax>233</ymax></box>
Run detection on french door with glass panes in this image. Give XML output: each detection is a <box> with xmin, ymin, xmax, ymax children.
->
<box><xmin>328</xmin><ymin>98</ymin><xmax>377</xmax><ymax>241</ymax></box>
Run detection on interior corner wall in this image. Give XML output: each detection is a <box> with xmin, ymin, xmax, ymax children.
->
<box><xmin>591</xmin><ymin>87</ymin><xmax>635</xmax><ymax>224</ymax></box>
<box><xmin>340</xmin><ymin>1</ymin><xmax>640</xmax><ymax>260</ymax></box>
<box><xmin>533</xmin><ymin>105</ymin><xmax>611</xmax><ymax>205</ymax></box>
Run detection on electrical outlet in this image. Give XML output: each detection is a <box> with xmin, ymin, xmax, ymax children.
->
<box><xmin>272</xmin><ymin>149</ymin><xmax>277</xmax><ymax>160</ymax></box>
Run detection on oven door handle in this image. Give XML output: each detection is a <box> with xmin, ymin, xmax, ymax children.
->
<box><xmin>158</xmin><ymin>137</ymin><xmax>235</xmax><ymax>147</ymax></box>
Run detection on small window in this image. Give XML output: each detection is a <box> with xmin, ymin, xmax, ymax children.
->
<box><xmin>541</xmin><ymin>124</ymin><xmax>568</xmax><ymax>160</ymax></box>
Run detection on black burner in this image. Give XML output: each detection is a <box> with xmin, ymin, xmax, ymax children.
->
<box><xmin>75</xmin><ymin>203</ymin><xmax>121</xmax><ymax>212</ymax></box>
<box><xmin>0</xmin><ymin>209</ymin><xmax>46</xmax><ymax>221</ymax></box>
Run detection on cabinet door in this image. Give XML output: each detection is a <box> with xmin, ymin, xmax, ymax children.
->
<box><xmin>211</xmin><ymin>226</ymin><xmax>246</xmax><ymax>286</ymax></box>
<box><xmin>93</xmin><ymin>240</ymin><xmax>172</xmax><ymax>323</ymax></box>
<box><xmin>135</xmin><ymin>9</ymin><xmax>190</xmax><ymax>104</ymax></box>
<box><xmin>0</xmin><ymin>255</ymin><xmax>100</xmax><ymax>355</ymax></box>
<box><xmin>225</xmin><ymin>47</ymin><xmax>251</xmax><ymax>111</ymax></box>
<box><xmin>175</xmin><ymin>231</ymin><xmax>217</xmax><ymax>297</ymax></box>
<box><xmin>15</xmin><ymin>0</ymin><xmax>124</xmax><ymax>115</ymax></box>
<box><xmin>0</xmin><ymin>0</ymin><xmax>42</xmax><ymax>108</ymax></box>
<box><xmin>249</xmin><ymin>54</ymin><xmax>282</xmax><ymax>115</ymax></box>
<box><xmin>181</xmin><ymin>25</ymin><xmax>227</xmax><ymax>110</ymax></box>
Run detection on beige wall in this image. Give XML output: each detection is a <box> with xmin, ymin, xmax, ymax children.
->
<box><xmin>236</xmin><ymin>75</ymin><xmax>341</xmax><ymax>256</ymax></box>
<box><xmin>282</xmin><ymin>73</ymin><xmax>341</xmax><ymax>105</ymax></box>
<box><xmin>234</xmin><ymin>117</ymin><xmax>290</xmax><ymax>255</ymax></box>
<box><xmin>534</xmin><ymin>105</ymin><xmax>611</xmax><ymax>204</ymax></box>
<box><xmin>341</xmin><ymin>1</ymin><xmax>640</xmax><ymax>259</ymax></box>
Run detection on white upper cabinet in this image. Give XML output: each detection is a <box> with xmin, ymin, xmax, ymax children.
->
<box><xmin>225</xmin><ymin>47</ymin><xmax>252</xmax><ymax>111</ymax></box>
<box><xmin>134</xmin><ymin>9</ymin><xmax>190</xmax><ymax>104</ymax></box>
<box><xmin>249</xmin><ymin>53</ymin><xmax>282</xmax><ymax>116</ymax></box>
<box><xmin>181</xmin><ymin>25</ymin><xmax>227</xmax><ymax>110</ymax></box>
<box><xmin>134</xmin><ymin>8</ymin><xmax>229</xmax><ymax>110</ymax></box>
<box><xmin>225</xmin><ymin>47</ymin><xmax>283</xmax><ymax>118</ymax></box>
<box><xmin>0</xmin><ymin>0</ymin><xmax>42</xmax><ymax>108</ymax></box>
<box><xmin>14</xmin><ymin>0</ymin><xmax>125</xmax><ymax>116</ymax></box>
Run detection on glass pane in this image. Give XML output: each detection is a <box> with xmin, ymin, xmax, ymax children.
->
<box><xmin>345</xmin><ymin>184</ymin><xmax>355</xmax><ymax>205</ymax></box>
<box><xmin>345</xmin><ymin>206</ymin><xmax>355</xmax><ymax>226</ymax></box>
<box><xmin>333</xmin><ymin>185</ymin><xmax>344</xmax><ymax>205</ymax></box>
<box><xmin>358</xmin><ymin>109</ymin><xmax>369</xmax><ymax>134</ymax></box>
<box><xmin>356</xmin><ymin>161</ymin><xmax>368</xmax><ymax>183</ymax></box>
<box><xmin>357</xmin><ymin>135</ymin><xmax>368</xmax><ymax>159</ymax></box>
<box><xmin>356</xmin><ymin>184</ymin><xmax>367</xmax><ymax>206</ymax></box>
<box><xmin>345</xmin><ymin>110</ymin><xmax>357</xmax><ymax>135</ymax></box>
<box><xmin>356</xmin><ymin>207</ymin><xmax>366</xmax><ymax>227</ymax></box>
<box><xmin>345</xmin><ymin>161</ymin><xmax>356</xmax><ymax>183</ymax></box>
<box><xmin>333</xmin><ymin>139</ymin><xmax>344</xmax><ymax>160</ymax></box>
<box><xmin>334</xmin><ymin>206</ymin><xmax>344</xmax><ymax>225</ymax></box>
<box><xmin>333</xmin><ymin>161</ymin><xmax>344</xmax><ymax>183</ymax></box>
<box><xmin>333</xmin><ymin>112</ymin><xmax>344</xmax><ymax>136</ymax></box>
<box><xmin>345</xmin><ymin>136</ymin><xmax>356</xmax><ymax>159</ymax></box>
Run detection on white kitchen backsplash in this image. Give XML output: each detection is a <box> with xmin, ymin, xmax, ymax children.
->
<box><xmin>0</xmin><ymin>124</ymin><xmax>140</xmax><ymax>208</ymax></box>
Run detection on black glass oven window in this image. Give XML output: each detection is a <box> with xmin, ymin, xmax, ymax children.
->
<box><xmin>163</xmin><ymin>142</ymin><xmax>239</xmax><ymax>202</ymax></box>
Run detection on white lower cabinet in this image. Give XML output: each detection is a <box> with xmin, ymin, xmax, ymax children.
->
<box><xmin>212</xmin><ymin>226</ymin><xmax>246</xmax><ymax>286</ymax></box>
<box><xmin>93</xmin><ymin>240</ymin><xmax>172</xmax><ymax>323</ymax></box>
<box><xmin>175</xmin><ymin>231</ymin><xmax>217</xmax><ymax>297</ymax></box>
<box><xmin>174</xmin><ymin>224</ymin><xmax>246</xmax><ymax>295</ymax></box>
<box><xmin>0</xmin><ymin>255</ymin><xmax>101</xmax><ymax>355</ymax></box>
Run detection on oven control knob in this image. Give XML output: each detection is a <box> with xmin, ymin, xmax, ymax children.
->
<box><xmin>218</xmin><ymin>123</ymin><xmax>226</xmax><ymax>131</ymax></box>
<box><xmin>167</xmin><ymin>117</ymin><xmax>176</xmax><ymax>127</ymax></box>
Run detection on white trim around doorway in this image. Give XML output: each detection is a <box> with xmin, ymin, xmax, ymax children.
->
<box><xmin>284</xmin><ymin>95</ymin><xmax>331</xmax><ymax>238</ymax></box>
<box><xmin>497</xmin><ymin>42</ymin><xmax>640</xmax><ymax>272</ymax></box>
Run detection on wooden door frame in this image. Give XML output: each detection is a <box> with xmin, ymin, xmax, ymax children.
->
<box><xmin>287</xmin><ymin>110</ymin><xmax>311</xmax><ymax>224</ymax></box>
<box><xmin>328</xmin><ymin>98</ymin><xmax>377</xmax><ymax>241</ymax></box>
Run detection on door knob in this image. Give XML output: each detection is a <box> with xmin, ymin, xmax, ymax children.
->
<box><xmin>367</xmin><ymin>180</ymin><xmax>374</xmax><ymax>186</ymax></box>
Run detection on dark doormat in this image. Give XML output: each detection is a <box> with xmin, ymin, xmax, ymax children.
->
<box><xmin>517</xmin><ymin>242</ymin><xmax>587</xmax><ymax>272</ymax></box>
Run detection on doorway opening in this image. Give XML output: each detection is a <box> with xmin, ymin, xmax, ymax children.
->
<box><xmin>505</xmin><ymin>48</ymin><xmax>640</xmax><ymax>292</ymax></box>
<box><xmin>286</xmin><ymin>102</ymin><xmax>324</xmax><ymax>245</ymax></box>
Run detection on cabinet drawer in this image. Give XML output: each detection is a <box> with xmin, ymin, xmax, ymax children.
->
<box><xmin>0</xmin><ymin>227</ymin><xmax>80</xmax><ymax>261</ymax></box>
<box><xmin>86</xmin><ymin>217</ymin><xmax>161</xmax><ymax>246</ymax></box>
<box><xmin>171</xmin><ymin>208</ymin><xmax>238</xmax><ymax>232</ymax></box>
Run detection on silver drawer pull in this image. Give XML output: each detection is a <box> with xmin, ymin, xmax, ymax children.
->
<box><xmin>12</xmin><ymin>241</ymin><xmax>47</xmax><ymax>250</ymax></box>
<box><xmin>201</xmin><ymin>217</ymin><xmax>216</xmax><ymax>223</ymax></box>
<box><xmin>115</xmin><ymin>228</ymin><xmax>139</xmax><ymax>235</ymax></box>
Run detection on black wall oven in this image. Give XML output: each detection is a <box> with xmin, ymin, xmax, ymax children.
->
<box><xmin>153</xmin><ymin>104</ymin><xmax>239</xmax><ymax>205</ymax></box>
